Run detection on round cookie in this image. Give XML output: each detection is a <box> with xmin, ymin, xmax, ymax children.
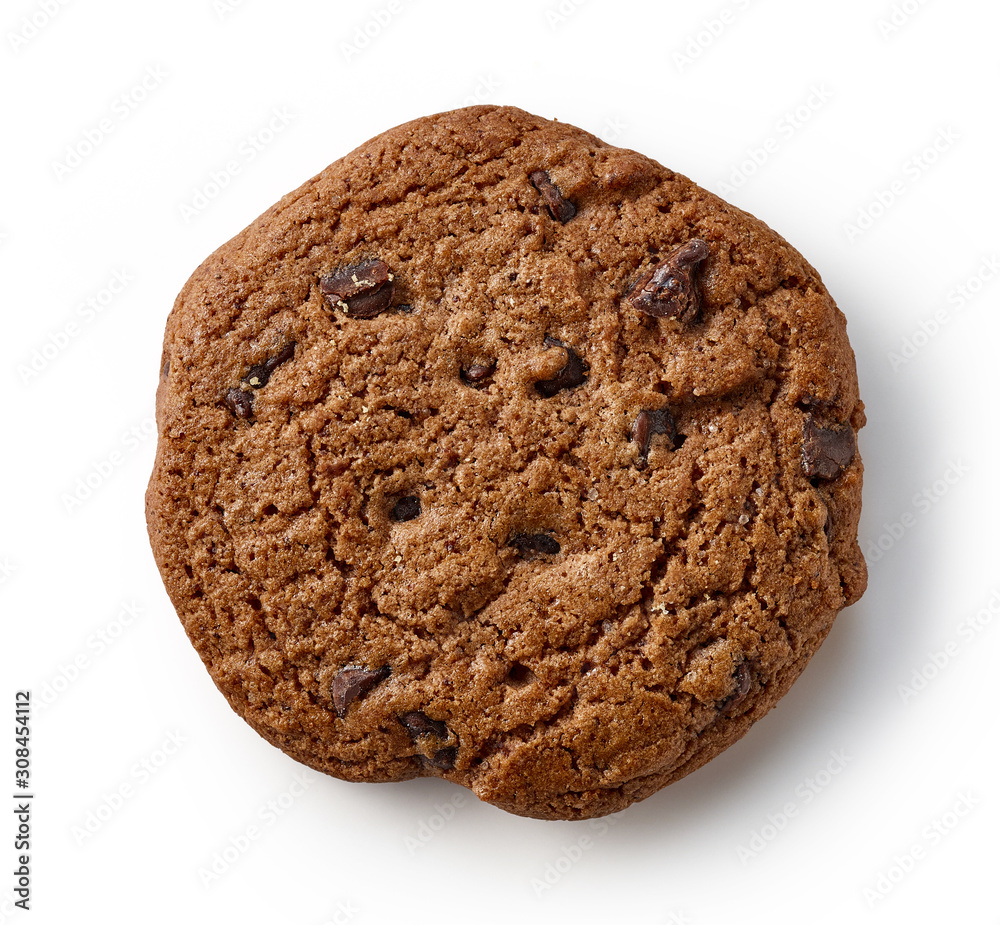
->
<box><xmin>146</xmin><ymin>105</ymin><xmax>866</xmax><ymax>821</ymax></box>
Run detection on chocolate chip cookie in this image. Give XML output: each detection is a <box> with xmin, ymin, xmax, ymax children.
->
<box><xmin>146</xmin><ymin>105</ymin><xmax>866</xmax><ymax>820</ymax></box>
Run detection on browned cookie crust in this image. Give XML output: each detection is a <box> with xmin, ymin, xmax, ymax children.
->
<box><xmin>146</xmin><ymin>106</ymin><xmax>865</xmax><ymax>820</ymax></box>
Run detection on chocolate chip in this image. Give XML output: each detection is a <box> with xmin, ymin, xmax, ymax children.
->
<box><xmin>460</xmin><ymin>361</ymin><xmax>496</xmax><ymax>388</ymax></box>
<box><xmin>390</xmin><ymin>496</ymin><xmax>421</xmax><ymax>522</ymax></box>
<box><xmin>508</xmin><ymin>533</ymin><xmax>561</xmax><ymax>556</ymax></box>
<box><xmin>426</xmin><ymin>747</ymin><xmax>457</xmax><ymax>771</ymax></box>
<box><xmin>223</xmin><ymin>343</ymin><xmax>296</xmax><ymax>418</ymax></box>
<box><xmin>320</xmin><ymin>259</ymin><xmax>396</xmax><ymax>319</ymax></box>
<box><xmin>399</xmin><ymin>711</ymin><xmax>448</xmax><ymax>740</ymax></box>
<box><xmin>398</xmin><ymin>713</ymin><xmax>458</xmax><ymax>770</ymax></box>
<box><xmin>631</xmin><ymin>408</ymin><xmax>678</xmax><ymax>469</ymax></box>
<box><xmin>625</xmin><ymin>239</ymin><xmax>710</xmax><ymax>322</ymax></box>
<box><xmin>529</xmin><ymin>170</ymin><xmax>576</xmax><ymax>223</ymax></box>
<box><xmin>223</xmin><ymin>387</ymin><xmax>254</xmax><ymax>419</ymax></box>
<box><xmin>823</xmin><ymin>506</ymin><xmax>835</xmax><ymax>543</ymax></box>
<box><xmin>331</xmin><ymin>665</ymin><xmax>391</xmax><ymax>719</ymax></box>
<box><xmin>720</xmin><ymin>662</ymin><xmax>752</xmax><ymax>715</ymax></box>
<box><xmin>801</xmin><ymin>417</ymin><xmax>856</xmax><ymax>480</ymax></box>
<box><xmin>244</xmin><ymin>342</ymin><xmax>295</xmax><ymax>389</ymax></box>
<box><xmin>535</xmin><ymin>336</ymin><xmax>588</xmax><ymax>397</ymax></box>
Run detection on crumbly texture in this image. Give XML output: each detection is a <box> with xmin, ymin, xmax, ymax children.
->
<box><xmin>146</xmin><ymin>105</ymin><xmax>866</xmax><ymax>821</ymax></box>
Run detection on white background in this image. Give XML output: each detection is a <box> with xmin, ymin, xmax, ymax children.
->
<box><xmin>2</xmin><ymin>0</ymin><xmax>998</xmax><ymax>922</ymax></box>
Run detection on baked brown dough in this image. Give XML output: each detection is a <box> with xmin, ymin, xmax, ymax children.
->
<box><xmin>146</xmin><ymin>105</ymin><xmax>866</xmax><ymax>820</ymax></box>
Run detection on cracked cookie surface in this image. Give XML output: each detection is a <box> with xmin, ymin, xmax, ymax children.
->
<box><xmin>146</xmin><ymin>105</ymin><xmax>866</xmax><ymax>820</ymax></box>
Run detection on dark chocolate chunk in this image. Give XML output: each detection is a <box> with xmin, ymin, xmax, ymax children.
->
<box><xmin>244</xmin><ymin>342</ymin><xmax>296</xmax><ymax>389</ymax></box>
<box><xmin>399</xmin><ymin>711</ymin><xmax>448</xmax><ymax>740</ymax></box>
<box><xmin>823</xmin><ymin>505</ymin><xmax>835</xmax><ymax>543</ymax></box>
<box><xmin>535</xmin><ymin>336</ymin><xmax>588</xmax><ymax>397</ymax></box>
<box><xmin>508</xmin><ymin>533</ymin><xmax>561</xmax><ymax>556</ymax></box>
<box><xmin>625</xmin><ymin>239</ymin><xmax>710</xmax><ymax>322</ymax></box>
<box><xmin>460</xmin><ymin>361</ymin><xmax>497</xmax><ymax>388</ymax></box>
<box><xmin>426</xmin><ymin>746</ymin><xmax>457</xmax><ymax>771</ymax></box>
<box><xmin>390</xmin><ymin>496</ymin><xmax>421</xmax><ymax>522</ymax></box>
<box><xmin>398</xmin><ymin>713</ymin><xmax>457</xmax><ymax>770</ymax></box>
<box><xmin>529</xmin><ymin>170</ymin><xmax>576</xmax><ymax>223</ymax></box>
<box><xmin>331</xmin><ymin>665</ymin><xmax>391</xmax><ymax>719</ymax></box>
<box><xmin>223</xmin><ymin>387</ymin><xmax>254</xmax><ymax>419</ymax></box>
<box><xmin>631</xmin><ymin>408</ymin><xmax>678</xmax><ymax>469</ymax></box>
<box><xmin>721</xmin><ymin>662</ymin><xmax>752</xmax><ymax>715</ymax></box>
<box><xmin>801</xmin><ymin>417</ymin><xmax>856</xmax><ymax>480</ymax></box>
<box><xmin>320</xmin><ymin>259</ymin><xmax>396</xmax><ymax>319</ymax></box>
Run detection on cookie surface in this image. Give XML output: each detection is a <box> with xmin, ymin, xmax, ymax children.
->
<box><xmin>146</xmin><ymin>105</ymin><xmax>866</xmax><ymax>820</ymax></box>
